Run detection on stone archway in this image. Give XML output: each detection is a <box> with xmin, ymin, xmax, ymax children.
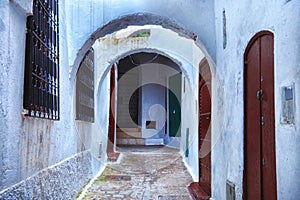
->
<box><xmin>70</xmin><ymin>13</ymin><xmax>215</xmax><ymax>91</ymax></box>
<box><xmin>71</xmin><ymin>14</ymin><xmax>218</xmax><ymax>185</ymax></box>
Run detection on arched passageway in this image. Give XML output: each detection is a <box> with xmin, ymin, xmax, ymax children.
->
<box><xmin>72</xmin><ymin>15</ymin><xmax>217</xmax><ymax>200</ymax></box>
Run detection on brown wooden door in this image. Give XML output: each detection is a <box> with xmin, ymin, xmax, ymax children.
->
<box><xmin>244</xmin><ymin>31</ymin><xmax>277</xmax><ymax>200</ymax></box>
<box><xmin>198</xmin><ymin>59</ymin><xmax>211</xmax><ymax>196</ymax></box>
<box><xmin>108</xmin><ymin>65</ymin><xmax>116</xmax><ymax>153</ymax></box>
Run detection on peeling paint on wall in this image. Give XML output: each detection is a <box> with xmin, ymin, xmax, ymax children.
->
<box><xmin>214</xmin><ymin>0</ymin><xmax>300</xmax><ymax>199</ymax></box>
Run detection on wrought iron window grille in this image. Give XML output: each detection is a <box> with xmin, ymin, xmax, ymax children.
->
<box><xmin>23</xmin><ymin>0</ymin><xmax>59</xmax><ymax>120</ymax></box>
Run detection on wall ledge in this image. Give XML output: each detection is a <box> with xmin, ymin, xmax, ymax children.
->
<box><xmin>0</xmin><ymin>151</ymin><xmax>94</xmax><ymax>199</ymax></box>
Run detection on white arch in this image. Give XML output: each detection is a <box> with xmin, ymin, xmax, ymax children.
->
<box><xmin>68</xmin><ymin>13</ymin><xmax>217</xmax><ymax>95</ymax></box>
<box><xmin>93</xmin><ymin>25</ymin><xmax>206</xmax><ymax>95</ymax></box>
<box><xmin>74</xmin><ymin>24</ymin><xmax>222</xmax><ymax>181</ymax></box>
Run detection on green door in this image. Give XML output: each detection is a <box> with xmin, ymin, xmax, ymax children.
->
<box><xmin>169</xmin><ymin>73</ymin><xmax>182</xmax><ymax>137</ymax></box>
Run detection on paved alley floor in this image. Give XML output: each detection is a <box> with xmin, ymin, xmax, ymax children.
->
<box><xmin>78</xmin><ymin>146</ymin><xmax>193</xmax><ymax>200</ymax></box>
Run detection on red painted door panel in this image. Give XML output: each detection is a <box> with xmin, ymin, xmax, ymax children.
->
<box><xmin>244</xmin><ymin>32</ymin><xmax>277</xmax><ymax>200</ymax></box>
<box><xmin>245</xmin><ymin>38</ymin><xmax>262</xmax><ymax>200</ymax></box>
<box><xmin>260</xmin><ymin>34</ymin><xmax>277</xmax><ymax>200</ymax></box>
<box><xmin>198</xmin><ymin>59</ymin><xmax>212</xmax><ymax>195</ymax></box>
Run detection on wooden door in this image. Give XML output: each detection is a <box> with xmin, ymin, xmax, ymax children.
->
<box><xmin>198</xmin><ymin>59</ymin><xmax>211</xmax><ymax>195</ymax></box>
<box><xmin>169</xmin><ymin>73</ymin><xmax>182</xmax><ymax>137</ymax></box>
<box><xmin>108</xmin><ymin>65</ymin><xmax>116</xmax><ymax>153</ymax></box>
<box><xmin>244</xmin><ymin>31</ymin><xmax>277</xmax><ymax>200</ymax></box>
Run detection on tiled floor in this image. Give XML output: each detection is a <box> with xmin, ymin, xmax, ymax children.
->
<box><xmin>78</xmin><ymin>145</ymin><xmax>193</xmax><ymax>200</ymax></box>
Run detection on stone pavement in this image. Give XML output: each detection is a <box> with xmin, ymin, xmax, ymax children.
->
<box><xmin>77</xmin><ymin>146</ymin><xmax>193</xmax><ymax>200</ymax></box>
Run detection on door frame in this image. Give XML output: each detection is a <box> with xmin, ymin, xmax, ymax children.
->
<box><xmin>108</xmin><ymin>64</ymin><xmax>116</xmax><ymax>153</ymax></box>
<box><xmin>188</xmin><ymin>58</ymin><xmax>212</xmax><ymax>200</ymax></box>
<box><xmin>243</xmin><ymin>30</ymin><xmax>277</xmax><ymax>200</ymax></box>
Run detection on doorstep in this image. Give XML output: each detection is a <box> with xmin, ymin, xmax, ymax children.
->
<box><xmin>188</xmin><ymin>182</ymin><xmax>210</xmax><ymax>200</ymax></box>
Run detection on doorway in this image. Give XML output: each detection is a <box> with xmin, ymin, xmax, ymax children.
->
<box><xmin>108</xmin><ymin>65</ymin><xmax>116</xmax><ymax>153</ymax></box>
<box><xmin>188</xmin><ymin>58</ymin><xmax>212</xmax><ymax>200</ymax></box>
<box><xmin>198</xmin><ymin>58</ymin><xmax>212</xmax><ymax>196</ymax></box>
<box><xmin>244</xmin><ymin>31</ymin><xmax>277</xmax><ymax>200</ymax></box>
<box><xmin>168</xmin><ymin>73</ymin><xmax>182</xmax><ymax>137</ymax></box>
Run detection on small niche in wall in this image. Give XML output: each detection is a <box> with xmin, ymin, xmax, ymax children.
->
<box><xmin>146</xmin><ymin>121</ymin><xmax>156</xmax><ymax>129</ymax></box>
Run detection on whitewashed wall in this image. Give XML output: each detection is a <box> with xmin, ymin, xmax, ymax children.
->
<box><xmin>213</xmin><ymin>0</ymin><xmax>300</xmax><ymax>199</ymax></box>
<box><xmin>2</xmin><ymin>0</ymin><xmax>297</xmax><ymax>199</ymax></box>
<box><xmin>0</xmin><ymin>1</ymin><xmax>99</xmax><ymax>197</ymax></box>
<box><xmin>140</xmin><ymin>63</ymin><xmax>173</xmax><ymax>142</ymax></box>
<box><xmin>65</xmin><ymin>0</ymin><xmax>216</xmax><ymax>66</ymax></box>
<box><xmin>0</xmin><ymin>0</ymin><xmax>28</xmax><ymax>189</ymax></box>
<box><xmin>94</xmin><ymin>44</ymin><xmax>112</xmax><ymax>168</ymax></box>
<box><xmin>140</xmin><ymin>64</ymin><xmax>166</xmax><ymax>140</ymax></box>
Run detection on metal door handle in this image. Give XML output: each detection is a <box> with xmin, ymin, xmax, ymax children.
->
<box><xmin>257</xmin><ymin>89</ymin><xmax>263</xmax><ymax>101</ymax></box>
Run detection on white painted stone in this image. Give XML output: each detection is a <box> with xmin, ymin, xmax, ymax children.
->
<box><xmin>213</xmin><ymin>0</ymin><xmax>300</xmax><ymax>199</ymax></box>
<box><xmin>65</xmin><ymin>0</ymin><xmax>216</xmax><ymax>66</ymax></box>
<box><xmin>0</xmin><ymin>0</ymin><xmax>103</xmax><ymax>195</ymax></box>
<box><xmin>0</xmin><ymin>1</ymin><xmax>298</xmax><ymax>199</ymax></box>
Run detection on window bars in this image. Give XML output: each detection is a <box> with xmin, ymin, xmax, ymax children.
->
<box><xmin>76</xmin><ymin>49</ymin><xmax>95</xmax><ymax>122</ymax></box>
<box><xmin>23</xmin><ymin>0</ymin><xmax>59</xmax><ymax>120</ymax></box>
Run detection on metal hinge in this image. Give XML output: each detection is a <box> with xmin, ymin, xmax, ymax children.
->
<box><xmin>261</xmin><ymin>116</ymin><xmax>264</xmax><ymax>125</ymax></box>
<box><xmin>261</xmin><ymin>75</ymin><xmax>264</xmax><ymax>82</ymax></box>
<box><xmin>262</xmin><ymin>157</ymin><xmax>266</xmax><ymax>166</ymax></box>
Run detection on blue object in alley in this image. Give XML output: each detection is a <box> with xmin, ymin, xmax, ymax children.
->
<box><xmin>185</xmin><ymin>128</ymin><xmax>189</xmax><ymax>157</ymax></box>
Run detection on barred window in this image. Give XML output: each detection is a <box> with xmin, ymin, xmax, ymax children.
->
<box><xmin>23</xmin><ymin>0</ymin><xmax>59</xmax><ymax>120</ymax></box>
<box><xmin>76</xmin><ymin>49</ymin><xmax>94</xmax><ymax>122</ymax></box>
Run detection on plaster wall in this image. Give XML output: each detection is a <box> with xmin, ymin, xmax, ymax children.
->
<box><xmin>0</xmin><ymin>1</ymin><xmax>100</xmax><ymax>196</ymax></box>
<box><xmin>181</xmin><ymin>70</ymin><xmax>200</xmax><ymax>181</ymax></box>
<box><xmin>0</xmin><ymin>0</ymin><xmax>27</xmax><ymax>189</ymax></box>
<box><xmin>140</xmin><ymin>63</ymin><xmax>171</xmax><ymax>140</ymax></box>
<box><xmin>93</xmin><ymin>47</ymin><xmax>112</xmax><ymax>169</ymax></box>
<box><xmin>213</xmin><ymin>0</ymin><xmax>300</xmax><ymax>199</ymax></box>
<box><xmin>65</xmin><ymin>0</ymin><xmax>216</xmax><ymax>67</ymax></box>
<box><xmin>141</xmin><ymin>83</ymin><xmax>165</xmax><ymax>139</ymax></box>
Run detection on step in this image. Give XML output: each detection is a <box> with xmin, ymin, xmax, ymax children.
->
<box><xmin>145</xmin><ymin>138</ymin><xmax>164</xmax><ymax>145</ymax></box>
<box><xmin>117</xmin><ymin>128</ymin><xmax>142</xmax><ymax>139</ymax></box>
<box><xmin>188</xmin><ymin>182</ymin><xmax>210</xmax><ymax>200</ymax></box>
<box><xmin>116</xmin><ymin>138</ymin><xmax>145</xmax><ymax>145</ymax></box>
<box><xmin>117</xmin><ymin>128</ymin><xmax>141</xmax><ymax>132</ymax></box>
<box><xmin>117</xmin><ymin>131</ymin><xmax>142</xmax><ymax>139</ymax></box>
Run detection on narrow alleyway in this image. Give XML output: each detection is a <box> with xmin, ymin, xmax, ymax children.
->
<box><xmin>77</xmin><ymin>146</ymin><xmax>193</xmax><ymax>200</ymax></box>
